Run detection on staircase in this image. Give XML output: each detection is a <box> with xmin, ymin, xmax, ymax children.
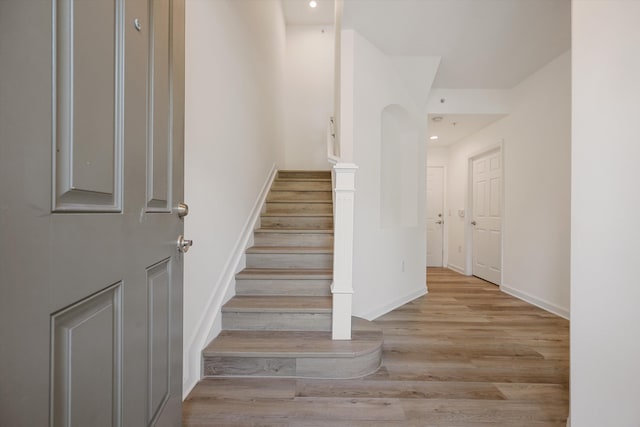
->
<box><xmin>202</xmin><ymin>170</ymin><xmax>383</xmax><ymax>378</ymax></box>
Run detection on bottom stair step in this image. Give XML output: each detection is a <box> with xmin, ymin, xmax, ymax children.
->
<box><xmin>203</xmin><ymin>322</ymin><xmax>383</xmax><ymax>379</ymax></box>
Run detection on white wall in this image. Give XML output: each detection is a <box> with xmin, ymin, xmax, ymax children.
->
<box><xmin>427</xmin><ymin>146</ymin><xmax>449</xmax><ymax>166</ymax></box>
<box><xmin>283</xmin><ymin>25</ymin><xmax>334</xmax><ymax>170</ymax></box>
<box><xmin>571</xmin><ymin>2</ymin><xmax>640</xmax><ymax>425</ymax></box>
<box><xmin>183</xmin><ymin>0</ymin><xmax>285</xmax><ymax>396</ymax></box>
<box><xmin>445</xmin><ymin>51</ymin><xmax>571</xmax><ymax>318</ymax></box>
<box><xmin>343</xmin><ymin>30</ymin><xmax>440</xmax><ymax>319</ymax></box>
<box><xmin>427</xmin><ymin>89</ymin><xmax>511</xmax><ymax>115</ymax></box>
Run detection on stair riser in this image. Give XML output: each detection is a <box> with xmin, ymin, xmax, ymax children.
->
<box><xmin>222</xmin><ymin>312</ymin><xmax>331</xmax><ymax>331</ymax></box>
<box><xmin>203</xmin><ymin>348</ymin><xmax>382</xmax><ymax>378</ymax></box>
<box><xmin>277</xmin><ymin>171</ymin><xmax>331</xmax><ymax>180</ymax></box>
<box><xmin>236</xmin><ymin>279</ymin><xmax>332</xmax><ymax>296</ymax></box>
<box><xmin>246</xmin><ymin>253</ymin><xmax>333</xmax><ymax>269</ymax></box>
<box><xmin>261</xmin><ymin>216</ymin><xmax>333</xmax><ymax>230</ymax></box>
<box><xmin>265</xmin><ymin>202</ymin><xmax>332</xmax><ymax>214</ymax></box>
<box><xmin>253</xmin><ymin>232</ymin><xmax>333</xmax><ymax>247</ymax></box>
<box><xmin>271</xmin><ymin>181</ymin><xmax>331</xmax><ymax>191</ymax></box>
<box><xmin>268</xmin><ymin>191</ymin><xmax>332</xmax><ymax>202</ymax></box>
<box><xmin>204</xmin><ymin>356</ymin><xmax>295</xmax><ymax>377</ymax></box>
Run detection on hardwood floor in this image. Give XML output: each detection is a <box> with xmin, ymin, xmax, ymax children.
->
<box><xmin>183</xmin><ymin>268</ymin><xmax>569</xmax><ymax>426</ymax></box>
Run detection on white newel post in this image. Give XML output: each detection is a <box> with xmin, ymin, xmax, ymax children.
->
<box><xmin>331</xmin><ymin>163</ymin><xmax>358</xmax><ymax>340</ymax></box>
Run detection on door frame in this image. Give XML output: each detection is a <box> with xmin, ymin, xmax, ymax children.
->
<box><xmin>464</xmin><ymin>142</ymin><xmax>504</xmax><ymax>282</ymax></box>
<box><xmin>426</xmin><ymin>163</ymin><xmax>448</xmax><ymax>268</ymax></box>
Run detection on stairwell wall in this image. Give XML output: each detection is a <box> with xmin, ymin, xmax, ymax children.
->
<box><xmin>183</xmin><ymin>0</ymin><xmax>286</xmax><ymax>396</ymax></box>
<box><xmin>283</xmin><ymin>25</ymin><xmax>335</xmax><ymax>170</ymax></box>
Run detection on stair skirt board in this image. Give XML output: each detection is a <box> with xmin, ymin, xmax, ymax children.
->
<box><xmin>201</xmin><ymin>170</ymin><xmax>383</xmax><ymax>381</ymax></box>
<box><xmin>183</xmin><ymin>164</ymin><xmax>278</xmax><ymax>398</ymax></box>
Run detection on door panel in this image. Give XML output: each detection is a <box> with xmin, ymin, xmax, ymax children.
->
<box><xmin>0</xmin><ymin>0</ymin><xmax>185</xmax><ymax>425</ymax></box>
<box><xmin>147</xmin><ymin>0</ymin><xmax>172</xmax><ymax>211</ymax></box>
<box><xmin>426</xmin><ymin>166</ymin><xmax>444</xmax><ymax>267</ymax></box>
<box><xmin>70</xmin><ymin>0</ymin><xmax>119</xmax><ymax>195</ymax></box>
<box><xmin>51</xmin><ymin>283</ymin><xmax>122</xmax><ymax>427</ymax></box>
<box><xmin>54</xmin><ymin>0</ymin><xmax>124</xmax><ymax>211</ymax></box>
<box><xmin>147</xmin><ymin>259</ymin><xmax>172</xmax><ymax>424</ymax></box>
<box><xmin>472</xmin><ymin>151</ymin><xmax>502</xmax><ymax>284</ymax></box>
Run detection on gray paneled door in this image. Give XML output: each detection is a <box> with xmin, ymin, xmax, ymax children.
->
<box><xmin>0</xmin><ymin>0</ymin><xmax>185</xmax><ymax>426</ymax></box>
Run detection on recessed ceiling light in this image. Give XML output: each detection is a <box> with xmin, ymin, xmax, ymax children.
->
<box><xmin>309</xmin><ymin>1</ymin><xmax>317</xmax><ymax>8</ymax></box>
<box><xmin>429</xmin><ymin>135</ymin><xmax>439</xmax><ymax>140</ymax></box>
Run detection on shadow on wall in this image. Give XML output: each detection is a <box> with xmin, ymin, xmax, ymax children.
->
<box><xmin>380</xmin><ymin>104</ymin><xmax>419</xmax><ymax>228</ymax></box>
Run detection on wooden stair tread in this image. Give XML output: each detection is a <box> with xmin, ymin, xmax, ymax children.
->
<box><xmin>269</xmin><ymin>192</ymin><xmax>332</xmax><ymax>195</ymax></box>
<box><xmin>261</xmin><ymin>212</ymin><xmax>332</xmax><ymax>217</ymax></box>
<box><xmin>274</xmin><ymin>178</ymin><xmax>331</xmax><ymax>182</ymax></box>
<box><xmin>278</xmin><ymin>170</ymin><xmax>331</xmax><ymax>174</ymax></box>
<box><xmin>223</xmin><ymin>296</ymin><xmax>332</xmax><ymax>312</ymax></box>
<box><xmin>246</xmin><ymin>246</ymin><xmax>333</xmax><ymax>254</ymax></box>
<box><xmin>203</xmin><ymin>329</ymin><xmax>382</xmax><ymax>358</ymax></box>
<box><xmin>237</xmin><ymin>268</ymin><xmax>333</xmax><ymax>279</ymax></box>
<box><xmin>266</xmin><ymin>199</ymin><xmax>332</xmax><ymax>204</ymax></box>
<box><xmin>254</xmin><ymin>229</ymin><xmax>333</xmax><ymax>234</ymax></box>
<box><xmin>270</xmin><ymin>185</ymin><xmax>331</xmax><ymax>192</ymax></box>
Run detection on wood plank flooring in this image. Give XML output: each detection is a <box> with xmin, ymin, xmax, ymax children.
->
<box><xmin>183</xmin><ymin>267</ymin><xmax>569</xmax><ymax>426</ymax></box>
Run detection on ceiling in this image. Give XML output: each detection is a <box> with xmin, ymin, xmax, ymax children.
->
<box><xmin>343</xmin><ymin>0</ymin><xmax>570</xmax><ymax>89</ymax></box>
<box><xmin>426</xmin><ymin>114</ymin><xmax>505</xmax><ymax>147</ymax></box>
<box><xmin>281</xmin><ymin>0</ymin><xmax>570</xmax><ymax>146</ymax></box>
<box><xmin>283</xmin><ymin>0</ymin><xmax>571</xmax><ymax>89</ymax></box>
<box><xmin>282</xmin><ymin>0</ymin><xmax>335</xmax><ymax>25</ymax></box>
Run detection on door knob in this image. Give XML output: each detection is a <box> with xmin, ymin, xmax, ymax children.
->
<box><xmin>436</xmin><ymin>220</ymin><xmax>443</xmax><ymax>224</ymax></box>
<box><xmin>177</xmin><ymin>235</ymin><xmax>193</xmax><ymax>253</ymax></box>
<box><xmin>470</xmin><ymin>220</ymin><xmax>477</xmax><ymax>226</ymax></box>
<box><xmin>177</xmin><ymin>202</ymin><xmax>189</xmax><ymax>218</ymax></box>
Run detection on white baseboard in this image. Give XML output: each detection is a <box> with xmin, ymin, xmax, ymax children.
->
<box><xmin>446</xmin><ymin>263</ymin><xmax>465</xmax><ymax>275</ymax></box>
<box><xmin>357</xmin><ymin>286</ymin><xmax>428</xmax><ymax>321</ymax></box>
<box><xmin>500</xmin><ymin>283</ymin><xmax>570</xmax><ymax>320</ymax></box>
<box><xmin>182</xmin><ymin>164</ymin><xmax>277</xmax><ymax>399</ymax></box>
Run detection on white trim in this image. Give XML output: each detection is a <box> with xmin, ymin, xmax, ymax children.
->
<box><xmin>331</xmin><ymin>163</ymin><xmax>358</xmax><ymax>339</ymax></box>
<box><xmin>466</xmin><ymin>142</ymin><xmax>503</xmax><ymax>162</ymax></box>
<box><xmin>446</xmin><ymin>263</ymin><xmax>465</xmax><ymax>275</ymax></box>
<box><xmin>182</xmin><ymin>164</ymin><xmax>277</xmax><ymax>398</ymax></box>
<box><xmin>500</xmin><ymin>283</ymin><xmax>570</xmax><ymax>320</ymax></box>
<box><xmin>357</xmin><ymin>287</ymin><xmax>428</xmax><ymax>321</ymax></box>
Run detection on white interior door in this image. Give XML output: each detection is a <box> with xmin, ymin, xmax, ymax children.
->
<box><xmin>426</xmin><ymin>166</ymin><xmax>445</xmax><ymax>267</ymax></box>
<box><xmin>0</xmin><ymin>1</ymin><xmax>185</xmax><ymax>425</ymax></box>
<box><xmin>471</xmin><ymin>151</ymin><xmax>502</xmax><ymax>284</ymax></box>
